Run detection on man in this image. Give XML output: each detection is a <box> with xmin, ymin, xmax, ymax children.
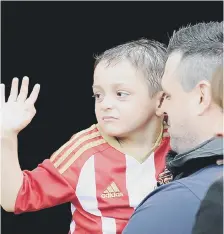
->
<box><xmin>123</xmin><ymin>21</ymin><xmax>223</xmax><ymax>234</ymax></box>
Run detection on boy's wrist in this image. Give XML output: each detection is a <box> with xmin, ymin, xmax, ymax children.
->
<box><xmin>0</xmin><ymin>129</ymin><xmax>18</xmax><ymax>140</ymax></box>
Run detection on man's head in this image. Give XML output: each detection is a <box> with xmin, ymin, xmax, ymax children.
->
<box><xmin>161</xmin><ymin>22</ymin><xmax>223</xmax><ymax>153</ymax></box>
<box><xmin>93</xmin><ymin>39</ymin><xmax>167</xmax><ymax>137</ymax></box>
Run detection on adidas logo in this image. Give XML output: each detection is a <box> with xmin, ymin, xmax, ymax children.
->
<box><xmin>101</xmin><ymin>182</ymin><xmax>123</xmax><ymax>199</ymax></box>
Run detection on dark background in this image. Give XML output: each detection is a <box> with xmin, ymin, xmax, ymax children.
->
<box><xmin>1</xmin><ymin>1</ymin><xmax>223</xmax><ymax>234</ymax></box>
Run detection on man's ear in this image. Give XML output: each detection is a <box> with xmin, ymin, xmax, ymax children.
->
<box><xmin>155</xmin><ymin>91</ymin><xmax>165</xmax><ymax>117</ymax></box>
<box><xmin>195</xmin><ymin>81</ymin><xmax>212</xmax><ymax>116</ymax></box>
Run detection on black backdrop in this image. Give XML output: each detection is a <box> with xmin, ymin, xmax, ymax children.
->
<box><xmin>1</xmin><ymin>1</ymin><xmax>223</xmax><ymax>234</ymax></box>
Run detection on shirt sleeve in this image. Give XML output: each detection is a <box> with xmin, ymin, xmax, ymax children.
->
<box><xmin>14</xmin><ymin>159</ymin><xmax>76</xmax><ymax>214</ymax></box>
<box><xmin>14</xmin><ymin>125</ymin><xmax>103</xmax><ymax>214</ymax></box>
<box><xmin>122</xmin><ymin>182</ymin><xmax>200</xmax><ymax>234</ymax></box>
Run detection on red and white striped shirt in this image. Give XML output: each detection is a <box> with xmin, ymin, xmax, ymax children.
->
<box><xmin>15</xmin><ymin>123</ymin><xmax>170</xmax><ymax>234</ymax></box>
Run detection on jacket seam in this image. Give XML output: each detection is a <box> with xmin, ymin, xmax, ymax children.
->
<box><xmin>175</xmin><ymin>180</ymin><xmax>202</xmax><ymax>201</ymax></box>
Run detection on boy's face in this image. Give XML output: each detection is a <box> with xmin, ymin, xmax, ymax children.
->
<box><xmin>93</xmin><ymin>60</ymin><xmax>160</xmax><ymax>137</ymax></box>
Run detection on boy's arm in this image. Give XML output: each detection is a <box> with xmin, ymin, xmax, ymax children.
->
<box><xmin>1</xmin><ymin>77</ymin><xmax>75</xmax><ymax>212</ymax></box>
<box><xmin>1</xmin><ymin>132</ymin><xmax>23</xmax><ymax>211</ymax></box>
<box><xmin>1</xmin><ymin>77</ymin><xmax>39</xmax><ymax>211</ymax></box>
<box><xmin>1</xmin><ymin>133</ymin><xmax>76</xmax><ymax>213</ymax></box>
<box><xmin>14</xmin><ymin>158</ymin><xmax>76</xmax><ymax>214</ymax></box>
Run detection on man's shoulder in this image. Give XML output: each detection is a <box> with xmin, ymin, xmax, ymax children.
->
<box><xmin>178</xmin><ymin>165</ymin><xmax>223</xmax><ymax>199</ymax></box>
<box><xmin>123</xmin><ymin>178</ymin><xmax>200</xmax><ymax>234</ymax></box>
<box><xmin>139</xmin><ymin>178</ymin><xmax>199</xmax><ymax>209</ymax></box>
<box><xmin>139</xmin><ymin>164</ymin><xmax>223</xmax><ymax>210</ymax></box>
<box><xmin>123</xmin><ymin>166</ymin><xmax>223</xmax><ymax>234</ymax></box>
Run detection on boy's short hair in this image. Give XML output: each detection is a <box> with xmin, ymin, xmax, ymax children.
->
<box><xmin>211</xmin><ymin>66</ymin><xmax>223</xmax><ymax>109</ymax></box>
<box><xmin>94</xmin><ymin>39</ymin><xmax>167</xmax><ymax>97</ymax></box>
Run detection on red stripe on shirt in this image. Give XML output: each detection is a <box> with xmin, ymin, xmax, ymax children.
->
<box><xmin>94</xmin><ymin>147</ymin><xmax>134</xmax><ymax>233</ymax></box>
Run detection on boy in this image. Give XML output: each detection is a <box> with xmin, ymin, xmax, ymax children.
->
<box><xmin>1</xmin><ymin>39</ymin><xmax>170</xmax><ymax>233</ymax></box>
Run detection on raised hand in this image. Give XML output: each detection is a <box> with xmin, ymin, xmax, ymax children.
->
<box><xmin>0</xmin><ymin>76</ymin><xmax>40</xmax><ymax>135</ymax></box>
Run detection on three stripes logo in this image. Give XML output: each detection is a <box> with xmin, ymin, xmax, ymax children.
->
<box><xmin>101</xmin><ymin>182</ymin><xmax>123</xmax><ymax>199</ymax></box>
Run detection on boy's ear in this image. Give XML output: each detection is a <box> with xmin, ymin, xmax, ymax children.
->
<box><xmin>155</xmin><ymin>91</ymin><xmax>165</xmax><ymax>117</ymax></box>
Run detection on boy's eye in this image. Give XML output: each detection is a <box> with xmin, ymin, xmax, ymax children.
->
<box><xmin>117</xmin><ymin>91</ymin><xmax>130</xmax><ymax>97</ymax></box>
<box><xmin>93</xmin><ymin>93</ymin><xmax>100</xmax><ymax>98</ymax></box>
<box><xmin>92</xmin><ymin>93</ymin><xmax>103</xmax><ymax>101</ymax></box>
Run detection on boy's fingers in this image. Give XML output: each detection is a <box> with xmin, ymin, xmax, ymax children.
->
<box><xmin>8</xmin><ymin>78</ymin><xmax>19</xmax><ymax>102</ymax></box>
<box><xmin>26</xmin><ymin>84</ymin><xmax>40</xmax><ymax>105</ymax></box>
<box><xmin>17</xmin><ymin>76</ymin><xmax>29</xmax><ymax>102</ymax></box>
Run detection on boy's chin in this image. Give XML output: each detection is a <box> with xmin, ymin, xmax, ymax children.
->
<box><xmin>101</xmin><ymin>125</ymin><xmax>126</xmax><ymax>138</ymax></box>
<box><xmin>104</xmin><ymin>129</ymin><xmax>123</xmax><ymax>138</ymax></box>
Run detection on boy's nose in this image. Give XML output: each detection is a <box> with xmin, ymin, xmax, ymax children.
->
<box><xmin>100</xmin><ymin>96</ymin><xmax>114</xmax><ymax>110</ymax></box>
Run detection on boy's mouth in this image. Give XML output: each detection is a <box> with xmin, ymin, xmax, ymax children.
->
<box><xmin>102</xmin><ymin>116</ymin><xmax>118</xmax><ymax>121</ymax></box>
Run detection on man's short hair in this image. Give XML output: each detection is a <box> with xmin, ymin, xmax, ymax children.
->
<box><xmin>168</xmin><ymin>22</ymin><xmax>223</xmax><ymax>91</ymax></box>
<box><xmin>94</xmin><ymin>39</ymin><xmax>167</xmax><ymax>97</ymax></box>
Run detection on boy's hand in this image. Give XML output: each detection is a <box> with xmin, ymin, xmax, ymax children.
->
<box><xmin>0</xmin><ymin>76</ymin><xmax>40</xmax><ymax>135</ymax></box>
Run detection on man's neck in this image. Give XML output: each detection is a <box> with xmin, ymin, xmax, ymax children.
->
<box><xmin>180</xmin><ymin>111</ymin><xmax>224</xmax><ymax>154</ymax></box>
<box><xmin>198</xmin><ymin>111</ymin><xmax>223</xmax><ymax>144</ymax></box>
